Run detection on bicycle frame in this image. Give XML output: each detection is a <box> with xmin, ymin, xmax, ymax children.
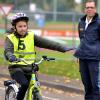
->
<box><xmin>26</xmin><ymin>73</ymin><xmax>41</xmax><ymax>100</ymax></box>
<box><xmin>4</xmin><ymin>56</ymin><xmax>55</xmax><ymax>100</ymax></box>
<box><xmin>18</xmin><ymin>58</ymin><xmax>42</xmax><ymax>100</ymax></box>
<box><xmin>4</xmin><ymin>73</ymin><xmax>40</xmax><ymax>100</ymax></box>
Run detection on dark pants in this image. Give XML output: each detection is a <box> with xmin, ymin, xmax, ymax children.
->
<box><xmin>79</xmin><ymin>59</ymin><xmax>100</xmax><ymax>100</ymax></box>
<box><xmin>10</xmin><ymin>69</ymin><xmax>31</xmax><ymax>100</ymax></box>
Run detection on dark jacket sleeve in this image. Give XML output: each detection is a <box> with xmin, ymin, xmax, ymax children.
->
<box><xmin>4</xmin><ymin>37</ymin><xmax>14</xmax><ymax>60</ymax></box>
<box><xmin>34</xmin><ymin>34</ymin><xmax>67</xmax><ymax>52</ymax></box>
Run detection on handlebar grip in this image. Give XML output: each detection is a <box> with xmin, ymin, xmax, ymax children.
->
<box><xmin>48</xmin><ymin>58</ymin><xmax>55</xmax><ymax>60</ymax></box>
<box><xmin>42</xmin><ymin>55</ymin><xmax>55</xmax><ymax>61</ymax></box>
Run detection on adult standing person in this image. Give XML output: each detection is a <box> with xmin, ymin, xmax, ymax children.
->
<box><xmin>74</xmin><ymin>0</ymin><xmax>100</xmax><ymax>100</ymax></box>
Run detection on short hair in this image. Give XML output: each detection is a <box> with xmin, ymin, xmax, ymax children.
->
<box><xmin>84</xmin><ymin>0</ymin><xmax>96</xmax><ymax>7</ymax></box>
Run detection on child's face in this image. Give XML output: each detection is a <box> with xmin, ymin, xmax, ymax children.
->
<box><xmin>15</xmin><ymin>21</ymin><xmax>28</xmax><ymax>36</ymax></box>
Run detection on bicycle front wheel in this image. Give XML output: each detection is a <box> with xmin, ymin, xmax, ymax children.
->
<box><xmin>5</xmin><ymin>86</ymin><xmax>17</xmax><ymax>100</ymax></box>
<box><xmin>32</xmin><ymin>91</ymin><xmax>42</xmax><ymax>100</ymax></box>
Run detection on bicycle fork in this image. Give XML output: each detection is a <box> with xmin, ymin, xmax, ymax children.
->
<box><xmin>26</xmin><ymin>74</ymin><xmax>41</xmax><ymax>100</ymax></box>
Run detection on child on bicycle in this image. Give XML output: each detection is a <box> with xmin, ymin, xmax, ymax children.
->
<box><xmin>4</xmin><ymin>12</ymin><xmax>72</xmax><ymax>100</ymax></box>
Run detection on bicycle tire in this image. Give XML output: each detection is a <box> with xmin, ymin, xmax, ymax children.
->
<box><xmin>5</xmin><ymin>86</ymin><xmax>17</xmax><ymax>100</ymax></box>
<box><xmin>32</xmin><ymin>91</ymin><xmax>42</xmax><ymax>100</ymax></box>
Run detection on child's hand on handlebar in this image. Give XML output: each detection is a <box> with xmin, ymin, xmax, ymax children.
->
<box><xmin>8</xmin><ymin>55</ymin><xmax>21</xmax><ymax>62</ymax></box>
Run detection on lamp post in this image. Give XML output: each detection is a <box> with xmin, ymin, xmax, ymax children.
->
<box><xmin>53</xmin><ymin>0</ymin><xmax>57</xmax><ymax>22</ymax></box>
<box><xmin>97</xmin><ymin>0</ymin><xmax>100</xmax><ymax>15</ymax></box>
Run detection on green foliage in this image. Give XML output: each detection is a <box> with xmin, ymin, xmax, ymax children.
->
<box><xmin>57</xmin><ymin>0</ymin><xmax>75</xmax><ymax>11</ymax></box>
<box><xmin>36</xmin><ymin>48</ymin><xmax>80</xmax><ymax>79</ymax></box>
<box><xmin>32</xmin><ymin>0</ymin><xmax>77</xmax><ymax>11</ymax></box>
<box><xmin>39</xmin><ymin>60</ymin><xmax>80</xmax><ymax>79</ymax></box>
<box><xmin>0</xmin><ymin>0</ymin><xmax>13</xmax><ymax>3</ymax></box>
<box><xmin>0</xmin><ymin>0</ymin><xmax>82</xmax><ymax>12</ymax></box>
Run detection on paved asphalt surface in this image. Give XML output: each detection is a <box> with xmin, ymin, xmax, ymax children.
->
<box><xmin>0</xmin><ymin>66</ymin><xmax>84</xmax><ymax>100</ymax></box>
<box><xmin>0</xmin><ymin>77</ymin><xmax>84</xmax><ymax>100</ymax></box>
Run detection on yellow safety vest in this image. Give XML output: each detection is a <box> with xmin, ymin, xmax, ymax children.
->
<box><xmin>7</xmin><ymin>32</ymin><xmax>36</xmax><ymax>65</ymax></box>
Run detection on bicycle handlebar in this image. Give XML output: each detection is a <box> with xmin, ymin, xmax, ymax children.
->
<box><xmin>17</xmin><ymin>55</ymin><xmax>55</xmax><ymax>65</ymax></box>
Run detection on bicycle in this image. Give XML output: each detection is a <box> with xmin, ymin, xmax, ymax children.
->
<box><xmin>4</xmin><ymin>55</ymin><xmax>55</xmax><ymax>100</ymax></box>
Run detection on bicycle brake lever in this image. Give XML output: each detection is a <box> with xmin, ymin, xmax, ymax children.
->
<box><xmin>42</xmin><ymin>56</ymin><xmax>47</xmax><ymax>60</ymax></box>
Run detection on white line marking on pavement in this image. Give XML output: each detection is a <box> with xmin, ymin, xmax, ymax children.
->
<box><xmin>43</xmin><ymin>95</ymin><xmax>60</xmax><ymax>100</ymax></box>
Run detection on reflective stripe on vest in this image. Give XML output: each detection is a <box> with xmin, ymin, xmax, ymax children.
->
<box><xmin>7</xmin><ymin>32</ymin><xmax>35</xmax><ymax>65</ymax></box>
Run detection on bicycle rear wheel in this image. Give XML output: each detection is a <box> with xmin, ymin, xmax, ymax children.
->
<box><xmin>5</xmin><ymin>86</ymin><xmax>17</xmax><ymax>100</ymax></box>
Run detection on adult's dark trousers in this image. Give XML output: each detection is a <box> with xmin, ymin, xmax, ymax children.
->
<box><xmin>10</xmin><ymin>70</ymin><xmax>31</xmax><ymax>100</ymax></box>
<box><xmin>79</xmin><ymin>59</ymin><xmax>100</xmax><ymax>100</ymax></box>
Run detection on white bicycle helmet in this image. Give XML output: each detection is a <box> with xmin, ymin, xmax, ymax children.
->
<box><xmin>11</xmin><ymin>12</ymin><xmax>29</xmax><ymax>26</ymax></box>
